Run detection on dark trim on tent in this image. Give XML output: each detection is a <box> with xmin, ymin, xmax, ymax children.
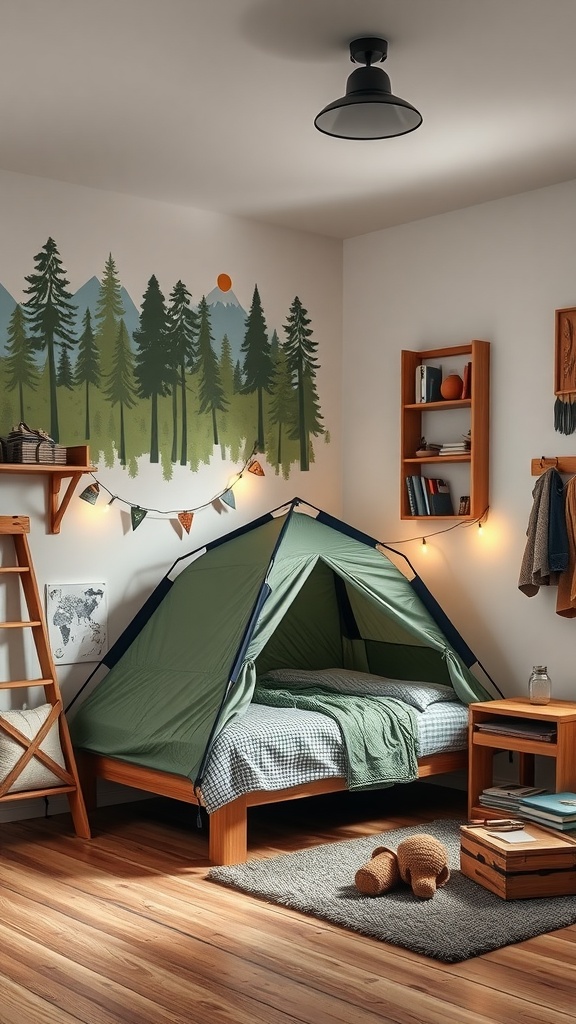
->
<box><xmin>194</xmin><ymin>503</ymin><xmax>299</xmax><ymax>790</ymax></box>
<box><xmin>410</xmin><ymin>575</ymin><xmax>476</xmax><ymax>667</ymax></box>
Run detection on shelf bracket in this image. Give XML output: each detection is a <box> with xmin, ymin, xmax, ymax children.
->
<box><xmin>49</xmin><ymin>471</ymin><xmax>84</xmax><ymax>534</ymax></box>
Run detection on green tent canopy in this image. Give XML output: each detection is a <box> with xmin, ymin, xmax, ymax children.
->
<box><xmin>70</xmin><ymin>498</ymin><xmax>496</xmax><ymax>787</ymax></box>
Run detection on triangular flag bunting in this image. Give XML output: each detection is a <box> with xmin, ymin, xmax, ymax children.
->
<box><xmin>178</xmin><ymin>511</ymin><xmax>194</xmax><ymax>534</ymax></box>
<box><xmin>130</xmin><ymin>506</ymin><xmax>148</xmax><ymax>531</ymax></box>
<box><xmin>247</xmin><ymin>459</ymin><xmax>265</xmax><ymax>477</ymax></box>
<box><xmin>221</xmin><ymin>489</ymin><xmax>236</xmax><ymax>509</ymax></box>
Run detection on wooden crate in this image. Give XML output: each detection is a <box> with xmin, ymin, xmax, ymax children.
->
<box><xmin>460</xmin><ymin>822</ymin><xmax>576</xmax><ymax>899</ymax></box>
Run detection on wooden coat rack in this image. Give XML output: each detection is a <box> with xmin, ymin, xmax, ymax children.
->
<box><xmin>531</xmin><ymin>456</ymin><xmax>576</xmax><ymax>476</ymax></box>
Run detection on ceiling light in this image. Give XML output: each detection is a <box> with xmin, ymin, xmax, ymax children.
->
<box><xmin>314</xmin><ymin>37</ymin><xmax>422</xmax><ymax>141</ymax></box>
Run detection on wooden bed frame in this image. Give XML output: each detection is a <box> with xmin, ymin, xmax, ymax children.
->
<box><xmin>76</xmin><ymin>748</ymin><xmax>468</xmax><ymax>865</ymax></box>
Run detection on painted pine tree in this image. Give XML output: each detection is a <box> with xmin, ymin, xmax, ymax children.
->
<box><xmin>165</xmin><ymin>280</ymin><xmax>198</xmax><ymax>466</ymax></box>
<box><xmin>23</xmin><ymin>237</ymin><xmax>78</xmax><ymax>441</ymax></box>
<box><xmin>133</xmin><ymin>275</ymin><xmax>171</xmax><ymax>463</ymax></box>
<box><xmin>283</xmin><ymin>296</ymin><xmax>322</xmax><ymax>471</ymax></box>
<box><xmin>240</xmin><ymin>285</ymin><xmax>272</xmax><ymax>451</ymax></box>
<box><xmin>197</xmin><ymin>295</ymin><xmax>228</xmax><ymax>447</ymax></box>
<box><xmin>4</xmin><ymin>304</ymin><xmax>38</xmax><ymax>423</ymax></box>
<box><xmin>103</xmin><ymin>318</ymin><xmax>136</xmax><ymax>466</ymax></box>
<box><xmin>268</xmin><ymin>343</ymin><xmax>294</xmax><ymax>473</ymax></box>
<box><xmin>56</xmin><ymin>345</ymin><xmax>74</xmax><ymax>390</ymax></box>
<box><xmin>94</xmin><ymin>253</ymin><xmax>125</xmax><ymax>382</ymax></box>
<box><xmin>74</xmin><ymin>308</ymin><xmax>101</xmax><ymax>439</ymax></box>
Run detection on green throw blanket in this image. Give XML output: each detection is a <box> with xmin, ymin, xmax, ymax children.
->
<box><xmin>253</xmin><ymin>685</ymin><xmax>419</xmax><ymax>790</ymax></box>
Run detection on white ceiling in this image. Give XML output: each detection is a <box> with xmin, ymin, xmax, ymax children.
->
<box><xmin>3</xmin><ymin>0</ymin><xmax>576</xmax><ymax>239</ymax></box>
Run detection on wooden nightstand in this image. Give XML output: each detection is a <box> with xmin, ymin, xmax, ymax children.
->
<box><xmin>467</xmin><ymin>698</ymin><xmax>576</xmax><ymax>820</ymax></box>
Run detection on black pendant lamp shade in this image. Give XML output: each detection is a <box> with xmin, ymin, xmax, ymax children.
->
<box><xmin>314</xmin><ymin>37</ymin><xmax>422</xmax><ymax>140</ymax></box>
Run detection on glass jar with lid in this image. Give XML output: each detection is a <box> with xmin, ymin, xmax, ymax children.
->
<box><xmin>528</xmin><ymin>665</ymin><xmax>551</xmax><ymax>705</ymax></box>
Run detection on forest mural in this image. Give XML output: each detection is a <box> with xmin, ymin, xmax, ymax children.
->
<box><xmin>0</xmin><ymin>238</ymin><xmax>329</xmax><ymax>479</ymax></box>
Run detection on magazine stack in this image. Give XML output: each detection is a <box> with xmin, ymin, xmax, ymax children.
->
<box><xmin>478</xmin><ymin>783</ymin><xmax>548</xmax><ymax>814</ymax></box>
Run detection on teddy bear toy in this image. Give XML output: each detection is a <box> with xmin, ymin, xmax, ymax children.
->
<box><xmin>354</xmin><ymin>845</ymin><xmax>400</xmax><ymax>896</ymax></box>
<box><xmin>396</xmin><ymin>834</ymin><xmax>450</xmax><ymax>899</ymax></box>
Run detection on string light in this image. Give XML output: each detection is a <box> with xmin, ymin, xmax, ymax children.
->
<box><xmin>77</xmin><ymin>443</ymin><xmax>263</xmax><ymax>533</ymax></box>
<box><xmin>382</xmin><ymin>508</ymin><xmax>489</xmax><ymax>548</ymax></box>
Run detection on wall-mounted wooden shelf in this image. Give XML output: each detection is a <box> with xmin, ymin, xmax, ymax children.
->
<box><xmin>401</xmin><ymin>340</ymin><xmax>490</xmax><ymax>520</ymax></box>
<box><xmin>0</xmin><ymin>445</ymin><xmax>96</xmax><ymax>534</ymax></box>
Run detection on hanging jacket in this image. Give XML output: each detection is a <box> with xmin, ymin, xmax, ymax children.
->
<box><xmin>518</xmin><ymin>468</ymin><xmax>568</xmax><ymax>596</ymax></box>
<box><xmin>557</xmin><ymin>475</ymin><xmax>576</xmax><ymax>616</ymax></box>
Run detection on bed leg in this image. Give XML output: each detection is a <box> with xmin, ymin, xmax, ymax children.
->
<box><xmin>75</xmin><ymin>750</ymin><xmax>98</xmax><ymax>812</ymax></box>
<box><xmin>209</xmin><ymin>797</ymin><xmax>248</xmax><ymax>865</ymax></box>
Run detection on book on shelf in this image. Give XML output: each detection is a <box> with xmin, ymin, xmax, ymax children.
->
<box><xmin>518</xmin><ymin>791</ymin><xmax>576</xmax><ymax>818</ymax></box>
<box><xmin>405</xmin><ymin>476</ymin><xmax>418</xmax><ymax>516</ymax></box>
<box><xmin>461</xmin><ymin>361</ymin><xmax>472</xmax><ymax>399</ymax></box>
<box><xmin>416</xmin><ymin>364</ymin><xmax>442</xmax><ymax>403</ymax></box>
<box><xmin>474</xmin><ymin>717</ymin><xmax>558</xmax><ymax>741</ymax></box>
<box><xmin>426</xmin><ymin>478</ymin><xmax>454</xmax><ymax>515</ymax></box>
<box><xmin>407</xmin><ymin>477</ymin><xmax>454</xmax><ymax>516</ymax></box>
<box><xmin>419</xmin><ymin>475</ymin><xmax>431</xmax><ymax>514</ymax></box>
<box><xmin>458</xmin><ymin>496</ymin><xmax>471</xmax><ymax>516</ymax></box>
<box><xmin>410</xmin><ymin>475</ymin><xmax>427</xmax><ymax>516</ymax></box>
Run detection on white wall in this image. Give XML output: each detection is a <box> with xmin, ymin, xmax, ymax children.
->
<box><xmin>343</xmin><ymin>178</ymin><xmax>576</xmax><ymax>702</ymax></box>
<box><xmin>0</xmin><ymin>169</ymin><xmax>342</xmax><ymax>818</ymax></box>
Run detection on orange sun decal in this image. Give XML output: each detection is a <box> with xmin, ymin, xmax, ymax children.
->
<box><xmin>217</xmin><ymin>273</ymin><xmax>232</xmax><ymax>292</ymax></box>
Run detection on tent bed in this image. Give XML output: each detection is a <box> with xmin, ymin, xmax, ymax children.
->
<box><xmin>71</xmin><ymin>501</ymin><xmax>497</xmax><ymax>865</ymax></box>
<box><xmin>76</xmin><ymin>699</ymin><xmax>469</xmax><ymax>865</ymax></box>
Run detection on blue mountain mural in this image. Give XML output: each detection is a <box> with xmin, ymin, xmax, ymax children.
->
<box><xmin>204</xmin><ymin>286</ymin><xmax>248</xmax><ymax>363</ymax></box>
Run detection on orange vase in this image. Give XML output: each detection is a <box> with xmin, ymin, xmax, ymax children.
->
<box><xmin>440</xmin><ymin>374</ymin><xmax>463</xmax><ymax>400</ymax></box>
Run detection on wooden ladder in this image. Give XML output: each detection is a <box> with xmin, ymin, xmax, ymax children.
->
<box><xmin>0</xmin><ymin>515</ymin><xmax>90</xmax><ymax>838</ymax></box>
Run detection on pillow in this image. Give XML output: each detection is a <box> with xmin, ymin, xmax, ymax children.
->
<box><xmin>257</xmin><ymin>667</ymin><xmax>457</xmax><ymax>712</ymax></box>
<box><xmin>0</xmin><ymin>704</ymin><xmax>67</xmax><ymax>793</ymax></box>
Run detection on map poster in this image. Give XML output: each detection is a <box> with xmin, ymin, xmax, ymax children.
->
<box><xmin>45</xmin><ymin>583</ymin><xmax>108</xmax><ymax>664</ymax></box>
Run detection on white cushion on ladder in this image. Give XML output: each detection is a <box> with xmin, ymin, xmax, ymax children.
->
<box><xmin>0</xmin><ymin>704</ymin><xmax>66</xmax><ymax>792</ymax></box>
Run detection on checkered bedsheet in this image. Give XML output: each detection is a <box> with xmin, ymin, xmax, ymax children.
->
<box><xmin>199</xmin><ymin>699</ymin><xmax>468</xmax><ymax>813</ymax></box>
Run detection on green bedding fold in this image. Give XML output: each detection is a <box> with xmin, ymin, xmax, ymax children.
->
<box><xmin>253</xmin><ymin>685</ymin><xmax>419</xmax><ymax>790</ymax></box>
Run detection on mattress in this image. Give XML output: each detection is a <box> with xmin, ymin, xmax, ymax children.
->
<box><xmin>199</xmin><ymin>699</ymin><xmax>468</xmax><ymax>813</ymax></box>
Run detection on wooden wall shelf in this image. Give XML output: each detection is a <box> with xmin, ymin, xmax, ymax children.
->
<box><xmin>400</xmin><ymin>340</ymin><xmax>490</xmax><ymax>520</ymax></box>
<box><xmin>0</xmin><ymin>445</ymin><xmax>96</xmax><ymax>534</ymax></box>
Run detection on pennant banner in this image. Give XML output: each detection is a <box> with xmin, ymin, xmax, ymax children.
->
<box><xmin>221</xmin><ymin>489</ymin><xmax>236</xmax><ymax>509</ymax></box>
<box><xmin>247</xmin><ymin>459</ymin><xmax>265</xmax><ymax>477</ymax></box>
<box><xmin>178</xmin><ymin>511</ymin><xmax>194</xmax><ymax>534</ymax></box>
<box><xmin>130</xmin><ymin>506</ymin><xmax>148</xmax><ymax>531</ymax></box>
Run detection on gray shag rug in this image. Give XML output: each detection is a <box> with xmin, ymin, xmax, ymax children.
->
<box><xmin>207</xmin><ymin>819</ymin><xmax>576</xmax><ymax>962</ymax></box>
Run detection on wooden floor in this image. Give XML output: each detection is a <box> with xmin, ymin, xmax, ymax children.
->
<box><xmin>0</xmin><ymin>782</ymin><xmax>575</xmax><ymax>1024</ymax></box>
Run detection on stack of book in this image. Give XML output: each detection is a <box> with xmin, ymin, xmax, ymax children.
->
<box><xmin>518</xmin><ymin>791</ymin><xmax>576</xmax><ymax>832</ymax></box>
<box><xmin>438</xmin><ymin>437</ymin><xmax>471</xmax><ymax>456</ymax></box>
<box><xmin>478</xmin><ymin>783</ymin><xmax>548</xmax><ymax>814</ymax></box>
<box><xmin>405</xmin><ymin>476</ymin><xmax>454</xmax><ymax>516</ymax></box>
